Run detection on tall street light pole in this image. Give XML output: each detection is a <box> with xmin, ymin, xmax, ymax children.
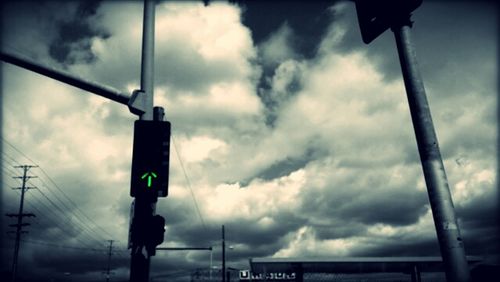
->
<box><xmin>222</xmin><ymin>225</ymin><xmax>226</xmax><ymax>282</ymax></box>
<box><xmin>129</xmin><ymin>0</ymin><xmax>159</xmax><ymax>281</ymax></box>
<box><xmin>392</xmin><ymin>19</ymin><xmax>470</xmax><ymax>282</ymax></box>
<box><xmin>354</xmin><ymin>2</ymin><xmax>471</xmax><ymax>280</ymax></box>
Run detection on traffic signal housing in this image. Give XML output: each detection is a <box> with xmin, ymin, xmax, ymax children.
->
<box><xmin>355</xmin><ymin>0</ymin><xmax>422</xmax><ymax>44</ymax></box>
<box><xmin>146</xmin><ymin>214</ymin><xmax>165</xmax><ymax>255</ymax></box>
<box><xmin>131</xmin><ymin>120</ymin><xmax>171</xmax><ymax>197</ymax></box>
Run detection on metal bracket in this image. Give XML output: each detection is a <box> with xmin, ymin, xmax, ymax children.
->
<box><xmin>128</xmin><ymin>90</ymin><xmax>147</xmax><ymax>116</ymax></box>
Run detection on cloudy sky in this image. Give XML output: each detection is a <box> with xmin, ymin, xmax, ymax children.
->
<box><xmin>1</xmin><ymin>0</ymin><xmax>498</xmax><ymax>281</ymax></box>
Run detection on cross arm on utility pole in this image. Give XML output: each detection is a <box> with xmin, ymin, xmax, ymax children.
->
<box><xmin>9</xmin><ymin>223</ymin><xmax>30</xmax><ymax>228</ymax></box>
<box><xmin>12</xmin><ymin>176</ymin><xmax>36</xmax><ymax>179</ymax></box>
<box><xmin>5</xmin><ymin>213</ymin><xmax>36</xmax><ymax>218</ymax></box>
<box><xmin>12</xmin><ymin>187</ymin><xmax>36</xmax><ymax>190</ymax></box>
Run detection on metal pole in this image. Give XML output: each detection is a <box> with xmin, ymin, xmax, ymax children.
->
<box><xmin>140</xmin><ymin>0</ymin><xmax>155</xmax><ymax>121</ymax></box>
<box><xmin>105</xmin><ymin>240</ymin><xmax>114</xmax><ymax>282</ymax></box>
<box><xmin>210</xmin><ymin>248</ymin><xmax>213</xmax><ymax>281</ymax></box>
<box><xmin>392</xmin><ymin>21</ymin><xmax>471</xmax><ymax>282</ymax></box>
<box><xmin>410</xmin><ymin>264</ymin><xmax>421</xmax><ymax>282</ymax></box>
<box><xmin>222</xmin><ymin>225</ymin><xmax>226</xmax><ymax>282</ymax></box>
<box><xmin>156</xmin><ymin>247</ymin><xmax>212</xmax><ymax>251</ymax></box>
<box><xmin>129</xmin><ymin>198</ymin><xmax>156</xmax><ymax>282</ymax></box>
<box><xmin>0</xmin><ymin>52</ymin><xmax>130</xmax><ymax>105</ymax></box>
<box><xmin>130</xmin><ymin>1</ymin><xmax>156</xmax><ymax>281</ymax></box>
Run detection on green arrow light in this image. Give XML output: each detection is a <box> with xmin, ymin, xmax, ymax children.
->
<box><xmin>141</xmin><ymin>172</ymin><xmax>158</xmax><ymax>188</ymax></box>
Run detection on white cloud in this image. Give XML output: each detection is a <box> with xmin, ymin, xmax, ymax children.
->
<box><xmin>177</xmin><ymin>135</ymin><xmax>227</xmax><ymax>163</ymax></box>
<box><xmin>203</xmin><ymin>169</ymin><xmax>305</xmax><ymax>221</ymax></box>
<box><xmin>259</xmin><ymin>23</ymin><xmax>297</xmax><ymax>66</ymax></box>
<box><xmin>274</xmin><ymin>226</ymin><xmax>358</xmax><ymax>257</ymax></box>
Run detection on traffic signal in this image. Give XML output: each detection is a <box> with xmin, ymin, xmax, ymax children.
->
<box><xmin>151</xmin><ymin>215</ymin><xmax>165</xmax><ymax>246</ymax></box>
<box><xmin>355</xmin><ymin>0</ymin><xmax>422</xmax><ymax>44</ymax></box>
<box><xmin>131</xmin><ymin>120</ymin><xmax>171</xmax><ymax>197</ymax></box>
<box><xmin>145</xmin><ymin>214</ymin><xmax>165</xmax><ymax>255</ymax></box>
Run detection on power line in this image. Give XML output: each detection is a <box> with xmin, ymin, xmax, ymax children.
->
<box><xmin>8</xmin><ymin>165</ymin><xmax>37</xmax><ymax>282</ymax></box>
<box><xmin>4</xmin><ymin>166</ymin><xmax>108</xmax><ymax>250</ymax></box>
<box><xmin>1</xmin><ymin>138</ymin><xmax>113</xmax><ymax>246</ymax></box>
<box><xmin>2</xmin><ymin>130</ymin><xmax>128</xmax><ymax>259</ymax></box>
<box><xmin>2</xmin><ymin>158</ymin><xmax>108</xmax><ymax>250</ymax></box>
<box><xmin>1</xmin><ymin>150</ymin><xmax>21</xmax><ymax>166</ymax></box>
<box><xmin>20</xmin><ymin>190</ymin><xmax>100</xmax><ymax>250</ymax></box>
<box><xmin>5</xmin><ymin>237</ymin><xmax>108</xmax><ymax>253</ymax></box>
<box><xmin>34</xmin><ymin>187</ymin><xmax>107</xmax><ymax>248</ymax></box>
<box><xmin>5</xmin><ymin>178</ymin><xmax>107</xmax><ymax>253</ymax></box>
<box><xmin>36</xmin><ymin>167</ymin><xmax>115</xmax><ymax>239</ymax></box>
<box><xmin>4</xmin><ymin>175</ymin><xmax>100</xmax><ymax>251</ymax></box>
<box><xmin>171</xmin><ymin>135</ymin><xmax>208</xmax><ymax>232</ymax></box>
<box><xmin>33</xmin><ymin>176</ymin><xmax>111</xmax><ymax>245</ymax></box>
<box><xmin>1</xmin><ymin>137</ymin><xmax>37</xmax><ymax>165</ymax></box>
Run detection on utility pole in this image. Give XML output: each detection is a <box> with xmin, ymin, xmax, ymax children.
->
<box><xmin>7</xmin><ymin>165</ymin><xmax>37</xmax><ymax>282</ymax></box>
<box><xmin>222</xmin><ymin>225</ymin><xmax>226</xmax><ymax>282</ymax></box>
<box><xmin>104</xmin><ymin>240</ymin><xmax>114</xmax><ymax>282</ymax></box>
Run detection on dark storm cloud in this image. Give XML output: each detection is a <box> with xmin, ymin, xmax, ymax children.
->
<box><xmin>227</xmin><ymin>213</ymin><xmax>306</xmax><ymax>246</ymax></box>
<box><xmin>48</xmin><ymin>0</ymin><xmax>110</xmax><ymax>66</ymax></box>
<box><xmin>300</xmin><ymin>172</ymin><xmax>429</xmax><ymax>227</ymax></box>
<box><xmin>336</xmin><ymin>189</ymin><xmax>428</xmax><ymax>226</ymax></box>
<box><xmin>456</xmin><ymin>188</ymin><xmax>500</xmax><ymax>256</ymax></box>
<box><xmin>245</xmin><ymin>146</ymin><xmax>325</xmax><ymax>185</ymax></box>
<box><xmin>97</xmin><ymin>102</ymin><xmax>134</xmax><ymax>137</ymax></box>
<box><xmin>326</xmin><ymin>1</ymin><xmax>498</xmax><ymax>88</ymax></box>
<box><xmin>312</xmin><ymin>222</ymin><xmax>367</xmax><ymax>241</ymax></box>
<box><xmin>238</xmin><ymin>0</ymin><xmax>336</xmax><ymax>57</ymax></box>
<box><xmin>352</xmin><ymin>236</ymin><xmax>441</xmax><ymax>257</ymax></box>
<box><xmin>237</xmin><ymin>0</ymin><xmax>337</xmax><ymax>126</ymax></box>
<box><xmin>156</xmin><ymin>207</ymin><xmax>307</xmax><ymax>264</ymax></box>
<box><xmin>257</xmin><ymin>58</ymin><xmax>305</xmax><ymax>126</ymax></box>
<box><xmin>1</xmin><ymin>1</ymin><xmax>60</xmax><ymax>60</ymax></box>
<box><xmin>5</xmin><ymin>241</ymin><xmax>130</xmax><ymax>281</ymax></box>
<box><xmin>33</xmin><ymin>248</ymin><xmax>108</xmax><ymax>273</ymax></box>
<box><xmin>158</xmin><ymin>200</ymin><xmax>202</xmax><ymax>228</ymax></box>
<box><xmin>155</xmin><ymin>44</ymin><xmax>247</xmax><ymax>93</ymax></box>
<box><xmin>164</xmin><ymin>213</ymin><xmax>303</xmax><ymax>251</ymax></box>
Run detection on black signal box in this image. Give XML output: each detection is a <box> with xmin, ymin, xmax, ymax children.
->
<box><xmin>355</xmin><ymin>0</ymin><xmax>423</xmax><ymax>44</ymax></box>
<box><xmin>130</xmin><ymin>120</ymin><xmax>171</xmax><ymax>198</ymax></box>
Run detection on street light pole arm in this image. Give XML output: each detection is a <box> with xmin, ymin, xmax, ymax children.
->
<box><xmin>0</xmin><ymin>51</ymin><xmax>131</xmax><ymax>106</ymax></box>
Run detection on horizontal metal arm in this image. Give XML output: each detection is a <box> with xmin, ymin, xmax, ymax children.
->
<box><xmin>1</xmin><ymin>51</ymin><xmax>130</xmax><ymax>105</ymax></box>
<box><xmin>156</xmin><ymin>247</ymin><xmax>213</xmax><ymax>251</ymax></box>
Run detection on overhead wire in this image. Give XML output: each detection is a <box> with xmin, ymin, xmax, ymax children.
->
<box><xmin>171</xmin><ymin>134</ymin><xmax>208</xmax><ymax>233</ymax></box>
<box><xmin>3</xmin><ymin>172</ymin><xmax>100</xmax><ymax>251</ymax></box>
<box><xmin>1</xmin><ymin>145</ymin><xmax>111</xmax><ymax>249</ymax></box>
<box><xmin>3</xmin><ymin>177</ymin><xmax>97</xmax><ymax>253</ymax></box>
<box><xmin>34</xmin><ymin>187</ymin><xmax>107</xmax><ymax>248</ymax></box>
<box><xmin>17</xmin><ymin>238</ymin><xmax>109</xmax><ymax>253</ymax></box>
<box><xmin>1</xmin><ymin>139</ymin><xmax>115</xmax><ymax>236</ymax></box>
<box><xmin>2</xmin><ymin>138</ymin><xmax>115</xmax><ymax>241</ymax></box>
<box><xmin>1</xmin><ymin>141</ymin><xmax>128</xmax><ymax>267</ymax></box>
<box><xmin>32</xmin><ymin>175</ymin><xmax>112</xmax><ymax>245</ymax></box>
<box><xmin>37</xmin><ymin>167</ymin><xmax>115</xmax><ymax>239</ymax></box>
<box><xmin>23</xmin><ymin>190</ymin><xmax>100</xmax><ymax>250</ymax></box>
